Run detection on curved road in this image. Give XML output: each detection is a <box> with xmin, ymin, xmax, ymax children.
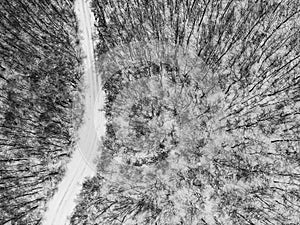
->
<box><xmin>43</xmin><ymin>0</ymin><xmax>105</xmax><ymax>224</ymax></box>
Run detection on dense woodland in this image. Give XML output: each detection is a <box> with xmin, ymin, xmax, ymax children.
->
<box><xmin>71</xmin><ymin>0</ymin><xmax>300</xmax><ymax>225</ymax></box>
<box><xmin>0</xmin><ymin>0</ymin><xmax>83</xmax><ymax>224</ymax></box>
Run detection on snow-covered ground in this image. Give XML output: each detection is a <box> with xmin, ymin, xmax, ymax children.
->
<box><xmin>43</xmin><ymin>0</ymin><xmax>106</xmax><ymax>224</ymax></box>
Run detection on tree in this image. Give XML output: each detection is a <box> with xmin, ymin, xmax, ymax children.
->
<box><xmin>71</xmin><ymin>0</ymin><xmax>300</xmax><ymax>224</ymax></box>
<box><xmin>0</xmin><ymin>0</ymin><xmax>83</xmax><ymax>224</ymax></box>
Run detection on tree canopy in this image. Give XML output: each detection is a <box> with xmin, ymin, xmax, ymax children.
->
<box><xmin>0</xmin><ymin>0</ymin><xmax>83</xmax><ymax>224</ymax></box>
<box><xmin>72</xmin><ymin>0</ymin><xmax>300</xmax><ymax>224</ymax></box>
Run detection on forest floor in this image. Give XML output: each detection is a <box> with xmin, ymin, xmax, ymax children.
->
<box><xmin>43</xmin><ymin>0</ymin><xmax>106</xmax><ymax>224</ymax></box>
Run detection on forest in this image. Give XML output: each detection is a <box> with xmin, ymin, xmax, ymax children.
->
<box><xmin>0</xmin><ymin>0</ymin><xmax>83</xmax><ymax>224</ymax></box>
<box><xmin>71</xmin><ymin>0</ymin><xmax>300</xmax><ymax>225</ymax></box>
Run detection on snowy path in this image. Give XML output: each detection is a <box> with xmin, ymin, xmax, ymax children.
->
<box><xmin>43</xmin><ymin>0</ymin><xmax>105</xmax><ymax>224</ymax></box>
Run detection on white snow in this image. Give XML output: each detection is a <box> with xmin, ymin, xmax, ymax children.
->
<box><xmin>43</xmin><ymin>0</ymin><xmax>106</xmax><ymax>224</ymax></box>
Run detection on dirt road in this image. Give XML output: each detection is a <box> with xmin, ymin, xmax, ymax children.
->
<box><xmin>43</xmin><ymin>0</ymin><xmax>105</xmax><ymax>224</ymax></box>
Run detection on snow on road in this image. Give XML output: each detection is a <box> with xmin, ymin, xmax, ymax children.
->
<box><xmin>43</xmin><ymin>0</ymin><xmax>106</xmax><ymax>224</ymax></box>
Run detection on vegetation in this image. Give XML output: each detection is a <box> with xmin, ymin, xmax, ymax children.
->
<box><xmin>71</xmin><ymin>0</ymin><xmax>300</xmax><ymax>224</ymax></box>
<box><xmin>0</xmin><ymin>0</ymin><xmax>83</xmax><ymax>224</ymax></box>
